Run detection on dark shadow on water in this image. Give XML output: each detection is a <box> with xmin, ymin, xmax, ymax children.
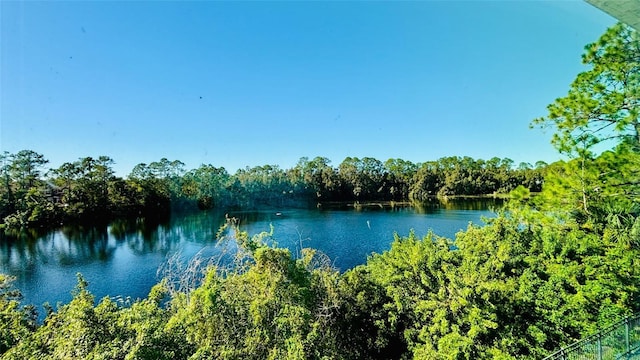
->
<box><xmin>431</xmin><ymin>197</ymin><xmax>505</xmax><ymax>211</ymax></box>
<box><xmin>0</xmin><ymin>224</ymin><xmax>115</xmax><ymax>269</ymax></box>
<box><xmin>58</xmin><ymin>224</ymin><xmax>114</xmax><ymax>264</ymax></box>
<box><xmin>107</xmin><ymin>209</ymin><xmax>228</xmax><ymax>255</ymax></box>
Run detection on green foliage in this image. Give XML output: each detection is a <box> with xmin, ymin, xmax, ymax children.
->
<box><xmin>532</xmin><ymin>23</ymin><xmax>639</xmax><ymax>225</ymax></box>
<box><xmin>408</xmin><ymin>156</ymin><xmax>543</xmax><ymax>201</ymax></box>
<box><xmin>166</xmin><ymin>224</ymin><xmax>342</xmax><ymax>359</ymax></box>
<box><xmin>532</xmin><ymin>23</ymin><xmax>639</xmax><ymax>156</ymax></box>
<box><xmin>181</xmin><ymin>164</ymin><xmax>230</xmax><ymax>209</ymax></box>
<box><xmin>1</xmin><ymin>275</ymin><xmax>188</xmax><ymax>360</ymax></box>
<box><xmin>0</xmin><ymin>275</ymin><xmax>36</xmax><ymax>356</ymax></box>
<box><xmin>336</xmin><ymin>266</ymin><xmax>406</xmax><ymax>359</ymax></box>
<box><xmin>534</xmin><ymin>129</ymin><xmax>640</xmax><ymax>222</ymax></box>
<box><xmin>2</xmin><ymin>202</ymin><xmax>640</xmax><ymax>359</ymax></box>
<box><xmin>1</xmin><ymin>150</ymin><xmax>544</xmax><ymax>234</ymax></box>
<box><xmin>337</xmin><ymin>208</ymin><xmax>640</xmax><ymax>359</ymax></box>
<box><xmin>287</xmin><ymin>156</ymin><xmax>339</xmax><ymax>201</ymax></box>
<box><xmin>509</xmin><ymin>185</ymin><xmax>530</xmax><ymax>203</ymax></box>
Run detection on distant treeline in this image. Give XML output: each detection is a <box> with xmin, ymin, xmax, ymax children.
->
<box><xmin>0</xmin><ymin>150</ymin><xmax>546</xmax><ymax>231</ymax></box>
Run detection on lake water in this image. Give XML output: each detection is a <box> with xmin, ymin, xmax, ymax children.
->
<box><xmin>0</xmin><ymin>199</ymin><xmax>499</xmax><ymax>316</ymax></box>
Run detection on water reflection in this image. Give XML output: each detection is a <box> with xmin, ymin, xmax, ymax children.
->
<box><xmin>0</xmin><ymin>210</ymin><xmax>253</xmax><ymax>279</ymax></box>
<box><xmin>0</xmin><ymin>238</ymin><xmax>37</xmax><ymax>274</ymax></box>
<box><xmin>100</xmin><ymin>211</ymin><xmax>224</xmax><ymax>255</ymax></box>
<box><xmin>0</xmin><ymin>201</ymin><xmax>496</xmax><ymax>313</ymax></box>
<box><xmin>59</xmin><ymin>225</ymin><xmax>114</xmax><ymax>263</ymax></box>
<box><xmin>1</xmin><ymin>225</ymin><xmax>115</xmax><ymax>272</ymax></box>
<box><xmin>437</xmin><ymin>197</ymin><xmax>504</xmax><ymax>211</ymax></box>
<box><xmin>0</xmin><ymin>200</ymin><xmax>500</xmax><ymax>272</ymax></box>
<box><xmin>115</xmin><ymin>217</ymin><xmax>178</xmax><ymax>255</ymax></box>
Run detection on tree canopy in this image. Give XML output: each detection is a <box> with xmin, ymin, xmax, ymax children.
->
<box><xmin>532</xmin><ymin>23</ymin><xmax>639</xmax><ymax>156</ymax></box>
<box><xmin>0</xmin><ymin>151</ymin><xmax>543</xmax><ymax>233</ymax></box>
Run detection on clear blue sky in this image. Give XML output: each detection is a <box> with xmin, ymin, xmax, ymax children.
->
<box><xmin>1</xmin><ymin>1</ymin><xmax>616</xmax><ymax>176</ymax></box>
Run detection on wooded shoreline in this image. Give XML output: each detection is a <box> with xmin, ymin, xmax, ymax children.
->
<box><xmin>0</xmin><ymin>151</ymin><xmax>543</xmax><ymax>233</ymax></box>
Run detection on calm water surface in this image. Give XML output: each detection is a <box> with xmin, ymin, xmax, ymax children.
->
<box><xmin>0</xmin><ymin>200</ymin><xmax>499</xmax><ymax>316</ymax></box>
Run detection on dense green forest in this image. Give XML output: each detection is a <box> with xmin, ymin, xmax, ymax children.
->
<box><xmin>0</xmin><ymin>150</ymin><xmax>544</xmax><ymax>233</ymax></box>
<box><xmin>0</xmin><ymin>23</ymin><xmax>638</xmax><ymax>359</ymax></box>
